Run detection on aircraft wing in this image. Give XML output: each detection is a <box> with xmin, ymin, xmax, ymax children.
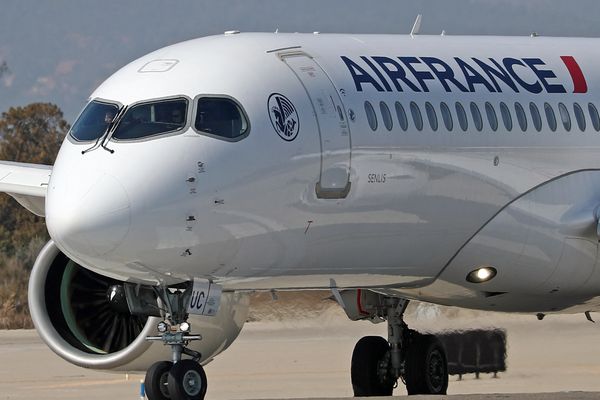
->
<box><xmin>0</xmin><ymin>161</ymin><xmax>52</xmax><ymax>217</ymax></box>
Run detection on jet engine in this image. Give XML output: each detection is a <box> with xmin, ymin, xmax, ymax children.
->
<box><xmin>28</xmin><ymin>240</ymin><xmax>249</xmax><ymax>371</ymax></box>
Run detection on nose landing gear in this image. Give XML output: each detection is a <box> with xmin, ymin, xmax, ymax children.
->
<box><xmin>145</xmin><ymin>284</ymin><xmax>208</xmax><ymax>400</ymax></box>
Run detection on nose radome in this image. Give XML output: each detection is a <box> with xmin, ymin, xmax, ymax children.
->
<box><xmin>47</xmin><ymin>172</ymin><xmax>131</xmax><ymax>257</ymax></box>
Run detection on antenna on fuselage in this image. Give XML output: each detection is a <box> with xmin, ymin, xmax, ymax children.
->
<box><xmin>410</xmin><ymin>14</ymin><xmax>422</xmax><ymax>37</ymax></box>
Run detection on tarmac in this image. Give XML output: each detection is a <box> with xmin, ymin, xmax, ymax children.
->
<box><xmin>3</xmin><ymin>304</ymin><xmax>600</xmax><ymax>399</ymax></box>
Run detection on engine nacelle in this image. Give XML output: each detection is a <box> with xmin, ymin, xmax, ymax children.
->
<box><xmin>28</xmin><ymin>240</ymin><xmax>249</xmax><ymax>371</ymax></box>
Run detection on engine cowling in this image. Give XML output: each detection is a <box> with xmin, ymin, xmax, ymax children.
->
<box><xmin>28</xmin><ymin>240</ymin><xmax>249</xmax><ymax>371</ymax></box>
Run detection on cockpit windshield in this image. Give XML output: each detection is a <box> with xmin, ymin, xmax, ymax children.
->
<box><xmin>70</xmin><ymin>100</ymin><xmax>119</xmax><ymax>141</ymax></box>
<box><xmin>112</xmin><ymin>98</ymin><xmax>187</xmax><ymax>140</ymax></box>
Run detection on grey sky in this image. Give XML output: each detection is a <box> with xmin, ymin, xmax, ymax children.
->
<box><xmin>1</xmin><ymin>0</ymin><xmax>600</xmax><ymax>121</ymax></box>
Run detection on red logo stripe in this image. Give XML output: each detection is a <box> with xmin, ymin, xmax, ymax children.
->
<box><xmin>561</xmin><ymin>56</ymin><xmax>588</xmax><ymax>93</ymax></box>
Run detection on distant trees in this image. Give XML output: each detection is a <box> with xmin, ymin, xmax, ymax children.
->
<box><xmin>0</xmin><ymin>103</ymin><xmax>67</xmax><ymax>165</ymax></box>
<box><xmin>0</xmin><ymin>103</ymin><xmax>67</xmax><ymax>254</ymax></box>
<box><xmin>0</xmin><ymin>103</ymin><xmax>68</xmax><ymax>329</ymax></box>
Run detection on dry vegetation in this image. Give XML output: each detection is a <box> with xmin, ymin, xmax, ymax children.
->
<box><xmin>0</xmin><ymin>238</ymin><xmax>46</xmax><ymax>329</ymax></box>
<box><xmin>245</xmin><ymin>290</ymin><xmax>472</xmax><ymax>325</ymax></box>
<box><xmin>0</xmin><ymin>103</ymin><xmax>67</xmax><ymax>329</ymax></box>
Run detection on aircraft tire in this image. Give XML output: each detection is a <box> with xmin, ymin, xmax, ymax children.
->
<box><xmin>167</xmin><ymin>359</ymin><xmax>207</xmax><ymax>400</ymax></box>
<box><xmin>351</xmin><ymin>336</ymin><xmax>394</xmax><ymax>397</ymax></box>
<box><xmin>404</xmin><ymin>333</ymin><xmax>448</xmax><ymax>395</ymax></box>
<box><xmin>145</xmin><ymin>361</ymin><xmax>173</xmax><ymax>400</ymax></box>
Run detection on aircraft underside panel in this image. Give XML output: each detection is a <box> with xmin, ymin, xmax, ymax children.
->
<box><xmin>412</xmin><ymin>170</ymin><xmax>600</xmax><ymax>313</ymax></box>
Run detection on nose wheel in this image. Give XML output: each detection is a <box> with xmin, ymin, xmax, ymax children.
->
<box><xmin>145</xmin><ymin>360</ymin><xmax>207</xmax><ymax>400</ymax></box>
<box><xmin>168</xmin><ymin>360</ymin><xmax>208</xmax><ymax>400</ymax></box>
<box><xmin>145</xmin><ymin>361</ymin><xmax>172</xmax><ymax>400</ymax></box>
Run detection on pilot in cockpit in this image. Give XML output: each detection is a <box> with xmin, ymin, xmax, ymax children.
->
<box><xmin>171</xmin><ymin>108</ymin><xmax>183</xmax><ymax>124</ymax></box>
<box><xmin>104</xmin><ymin>110</ymin><xmax>115</xmax><ymax>124</ymax></box>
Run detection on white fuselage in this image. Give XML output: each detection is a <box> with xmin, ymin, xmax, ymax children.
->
<box><xmin>45</xmin><ymin>33</ymin><xmax>600</xmax><ymax>314</ymax></box>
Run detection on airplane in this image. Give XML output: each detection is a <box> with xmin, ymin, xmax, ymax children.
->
<box><xmin>2</xmin><ymin>29</ymin><xmax>600</xmax><ymax>399</ymax></box>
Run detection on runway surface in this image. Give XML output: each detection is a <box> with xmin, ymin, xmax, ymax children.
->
<box><xmin>2</xmin><ymin>301</ymin><xmax>600</xmax><ymax>399</ymax></box>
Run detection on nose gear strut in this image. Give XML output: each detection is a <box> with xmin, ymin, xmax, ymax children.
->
<box><xmin>144</xmin><ymin>283</ymin><xmax>208</xmax><ymax>400</ymax></box>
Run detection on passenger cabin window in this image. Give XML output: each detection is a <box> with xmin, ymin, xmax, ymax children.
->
<box><xmin>470</xmin><ymin>102</ymin><xmax>483</xmax><ymax>131</ymax></box>
<box><xmin>558</xmin><ymin>103</ymin><xmax>571</xmax><ymax>131</ymax></box>
<box><xmin>544</xmin><ymin>103</ymin><xmax>557</xmax><ymax>132</ymax></box>
<box><xmin>380</xmin><ymin>101</ymin><xmax>393</xmax><ymax>131</ymax></box>
<box><xmin>529</xmin><ymin>103</ymin><xmax>542</xmax><ymax>132</ymax></box>
<box><xmin>395</xmin><ymin>102</ymin><xmax>408</xmax><ymax>131</ymax></box>
<box><xmin>455</xmin><ymin>102</ymin><xmax>468</xmax><ymax>131</ymax></box>
<box><xmin>410</xmin><ymin>102</ymin><xmax>423</xmax><ymax>131</ymax></box>
<box><xmin>514</xmin><ymin>102</ymin><xmax>527</xmax><ymax>132</ymax></box>
<box><xmin>425</xmin><ymin>102</ymin><xmax>438</xmax><ymax>131</ymax></box>
<box><xmin>365</xmin><ymin>101</ymin><xmax>378</xmax><ymax>131</ymax></box>
<box><xmin>499</xmin><ymin>102</ymin><xmax>512</xmax><ymax>131</ymax></box>
<box><xmin>440</xmin><ymin>102</ymin><xmax>453</xmax><ymax>131</ymax></box>
<box><xmin>113</xmin><ymin>98</ymin><xmax>188</xmax><ymax>140</ymax></box>
<box><xmin>195</xmin><ymin>97</ymin><xmax>248</xmax><ymax>140</ymax></box>
<box><xmin>589</xmin><ymin>103</ymin><xmax>600</xmax><ymax>131</ymax></box>
<box><xmin>70</xmin><ymin>100</ymin><xmax>119</xmax><ymax>141</ymax></box>
<box><xmin>485</xmin><ymin>102</ymin><xmax>498</xmax><ymax>132</ymax></box>
<box><xmin>573</xmin><ymin>103</ymin><xmax>586</xmax><ymax>131</ymax></box>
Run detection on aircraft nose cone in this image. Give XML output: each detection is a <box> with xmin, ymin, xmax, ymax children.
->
<box><xmin>47</xmin><ymin>172</ymin><xmax>131</xmax><ymax>257</ymax></box>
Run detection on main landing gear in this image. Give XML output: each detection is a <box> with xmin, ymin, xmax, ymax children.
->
<box><xmin>145</xmin><ymin>285</ymin><xmax>207</xmax><ymax>400</ymax></box>
<box><xmin>343</xmin><ymin>293</ymin><xmax>448</xmax><ymax>396</ymax></box>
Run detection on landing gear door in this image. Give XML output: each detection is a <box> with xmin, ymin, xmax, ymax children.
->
<box><xmin>281</xmin><ymin>53</ymin><xmax>351</xmax><ymax>199</ymax></box>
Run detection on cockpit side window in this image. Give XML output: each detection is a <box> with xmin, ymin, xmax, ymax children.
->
<box><xmin>194</xmin><ymin>97</ymin><xmax>248</xmax><ymax>140</ymax></box>
<box><xmin>70</xmin><ymin>100</ymin><xmax>119</xmax><ymax>142</ymax></box>
<box><xmin>112</xmin><ymin>98</ymin><xmax>188</xmax><ymax>140</ymax></box>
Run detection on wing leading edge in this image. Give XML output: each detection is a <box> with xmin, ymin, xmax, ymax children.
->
<box><xmin>0</xmin><ymin>161</ymin><xmax>52</xmax><ymax>216</ymax></box>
